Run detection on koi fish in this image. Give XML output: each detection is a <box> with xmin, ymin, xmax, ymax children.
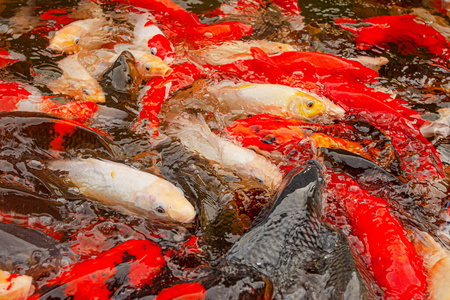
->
<box><xmin>45</xmin><ymin>102</ymin><xmax>99</xmax><ymax>124</ymax></box>
<box><xmin>133</xmin><ymin>62</ymin><xmax>204</xmax><ymax>135</ymax></box>
<box><xmin>170</xmin><ymin>115</ymin><xmax>283</xmax><ymax>189</ymax></box>
<box><xmin>335</xmin><ymin>15</ymin><xmax>450</xmax><ymax>66</ymax></box>
<box><xmin>45</xmin><ymin>55</ymin><xmax>106</xmax><ymax>103</ymax></box>
<box><xmin>410</xmin><ymin>229</ymin><xmax>450</xmax><ymax>300</ymax></box>
<box><xmin>228</xmin><ymin>162</ymin><xmax>368</xmax><ymax>299</ymax></box>
<box><xmin>190</xmin><ymin>40</ymin><xmax>295</xmax><ymax>65</ymax></box>
<box><xmin>0</xmin><ymin>80</ymin><xmax>58</xmax><ymax>113</ymax></box>
<box><xmin>31</xmin><ymin>239</ymin><xmax>167</xmax><ymax>299</ymax></box>
<box><xmin>325</xmin><ymin>171</ymin><xmax>428</xmax><ymax>299</ymax></box>
<box><xmin>269</xmin><ymin>51</ymin><xmax>380</xmax><ymax>85</ymax></box>
<box><xmin>0</xmin><ymin>269</ymin><xmax>34</xmax><ymax>300</ymax></box>
<box><xmin>225</xmin><ymin>114</ymin><xmax>398</xmax><ymax>172</ymax></box>
<box><xmin>47</xmin><ymin>158</ymin><xmax>196</xmax><ymax>223</ymax></box>
<box><xmin>78</xmin><ymin>48</ymin><xmax>172</xmax><ymax>80</ymax></box>
<box><xmin>208</xmin><ymin>81</ymin><xmax>345</xmax><ymax>123</ymax></box>
<box><xmin>0</xmin><ymin>111</ymin><xmax>119</xmax><ymax>160</ymax></box>
<box><xmin>48</xmin><ymin>18</ymin><xmax>114</xmax><ymax>54</ymax></box>
<box><xmin>131</xmin><ymin>13</ymin><xmax>175</xmax><ymax>62</ymax></box>
<box><xmin>163</xmin><ymin>21</ymin><xmax>253</xmax><ymax>49</ymax></box>
<box><xmin>323</xmin><ymin>83</ymin><xmax>444</xmax><ymax>182</ymax></box>
<box><xmin>0</xmin><ymin>222</ymin><xmax>61</xmax><ymax>277</ymax></box>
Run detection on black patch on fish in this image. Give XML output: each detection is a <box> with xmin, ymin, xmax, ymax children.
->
<box><xmin>227</xmin><ymin>161</ymin><xmax>367</xmax><ymax>299</ymax></box>
<box><xmin>100</xmin><ymin>50</ymin><xmax>142</xmax><ymax>114</ymax></box>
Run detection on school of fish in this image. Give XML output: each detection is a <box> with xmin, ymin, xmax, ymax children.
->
<box><xmin>0</xmin><ymin>0</ymin><xmax>450</xmax><ymax>299</ymax></box>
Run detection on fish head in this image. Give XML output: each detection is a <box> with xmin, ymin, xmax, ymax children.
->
<box><xmin>289</xmin><ymin>92</ymin><xmax>327</xmax><ymax>121</ymax></box>
<box><xmin>77</xmin><ymin>82</ymin><xmax>105</xmax><ymax>103</ymax></box>
<box><xmin>135</xmin><ymin>182</ymin><xmax>196</xmax><ymax>223</ymax></box>
<box><xmin>289</xmin><ymin>91</ymin><xmax>345</xmax><ymax>123</ymax></box>
<box><xmin>48</xmin><ymin>25</ymin><xmax>83</xmax><ymax>54</ymax></box>
<box><xmin>134</xmin><ymin>52</ymin><xmax>173</xmax><ymax>79</ymax></box>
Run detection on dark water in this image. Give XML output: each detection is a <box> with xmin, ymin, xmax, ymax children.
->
<box><xmin>0</xmin><ymin>0</ymin><xmax>449</xmax><ymax>299</ymax></box>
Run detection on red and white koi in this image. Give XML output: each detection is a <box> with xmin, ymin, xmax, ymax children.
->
<box><xmin>48</xmin><ymin>18</ymin><xmax>113</xmax><ymax>54</ymax></box>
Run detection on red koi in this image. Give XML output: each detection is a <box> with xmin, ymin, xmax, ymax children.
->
<box><xmin>45</xmin><ymin>102</ymin><xmax>98</xmax><ymax>124</ymax></box>
<box><xmin>225</xmin><ymin>114</ymin><xmax>357</xmax><ymax>152</ymax></box>
<box><xmin>325</xmin><ymin>171</ymin><xmax>428</xmax><ymax>300</ymax></box>
<box><xmin>31</xmin><ymin>239</ymin><xmax>167</xmax><ymax>299</ymax></box>
<box><xmin>155</xmin><ymin>282</ymin><xmax>206</xmax><ymax>300</ymax></box>
<box><xmin>335</xmin><ymin>15</ymin><xmax>450</xmax><ymax>66</ymax></box>
<box><xmin>322</xmin><ymin>84</ymin><xmax>444</xmax><ymax>181</ymax></box>
<box><xmin>270</xmin><ymin>51</ymin><xmax>379</xmax><ymax>84</ymax></box>
<box><xmin>134</xmin><ymin>62</ymin><xmax>204</xmax><ymax>135</ymax></box>
<box><xmin>209</xmin><ymin>47</ymin><xmax>319</xmax><ymax>90</ymax></box>
<box><xmin>202</xmin><ymin>0</ymin><xmax>264</xmax><ymax>19</ymax></box>
<box><xmin>163</xmin><ymin>21</ymin><xmax>253</xmax><ymax>49</ymax></box>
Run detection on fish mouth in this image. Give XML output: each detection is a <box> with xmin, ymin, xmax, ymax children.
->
<box><xmin>167</xmin><ymin>205</ymin><xmax>197</xmax><ymax>223</ymax></box>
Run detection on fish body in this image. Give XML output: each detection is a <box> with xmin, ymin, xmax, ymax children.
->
<box><xmin>0</xmin><ymin>222</ymin><xmax>60</xmax><ymax>275</ymax></box>
<box><xmin>326</xmin><ymin>171</ymin><xmax>428</xmax><ymax>299</ymax></box>
<box><xmin>47</xmin><ymin>158</ymin><xmax>196</xmax><ymax>223</ymax></box>
<box><xmin>132</xmin><ymin>13</ymin><xmax>175</xmax><ymax>62</ymax></box>
<box><xmin>47</xmin><ymin>55</ymin><xmax>105</xmax><ymax>103</ymax></box>
<box><xmin>0</xmin><ymin>269</ymin><xmax>34</xmax><ymax>300</ymax></box>
<box><xmin>191</xmin><ymin>40</ymin><xmax>295</xmax><ymax>65</ymax></box>
<box><xmin>173</xmin><ymin>116</ymin><xmax>283</xmax><ymax>189</ymax></box>
<box><xmin>32</xmin><ymin>239</ymin><xmax>167</xmax><ymax>299</ymax></box>
<box><xmin>0</xmin><ymin>50</ymin><xmax>25</xmax><ymax>68</ymax></box>
<box><xmin>270</xmin><ymin>51</ymin><xmax>379</xmax><ymax>84</ymax></box>
<box><xmin>335</xmin><ymin>15</ymin><xmax>450</xmax><ymax>65</ymax></box>
<box><xmin>48</xmin><ymin>18</ymin><xmax>113</xmax><ymax>54</ymax></box>
<box><xmin>227</xmin><ymin>162</ymin><xmax>367</xmax><ymax>299</ymax></box>
<box><xmin>208</xmin><ymin>82</ymin><xmax>344</xmax><ymax>123</ymax></box>
<box><xmin>0</xmin><ymin>80</ymin><xmax>58</xmax><ymax>113</ymax></box>
<box><xmin>411</xmin><ymin>230</ymin><xmax>450</xmax><ymax>300</ymax></box>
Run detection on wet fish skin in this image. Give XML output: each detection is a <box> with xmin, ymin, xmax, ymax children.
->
<box><xmin>48</xmin><ymin>18</ymin><xmax>113</xmax><ymax>54</ymax></box>
<box><xmin>46</xmin><ymin>55</ymin><xmax>105</xmax><ymax>103</ymax></box>
<box><xmin>208</xmin><ymin>82</ymin><xmax>345</xmax><ymax>123</ymax></box>
<box><xmin>0</xmin><ymin>269</ymin><xmax>34</xmax><ymax>300</ymax></box>
<box><xmin>227</xmin><ymin>161</ymin><xmax>367</xmax><ymax>299</ymax></box>
<box><xmin>47</xmin><ymin>158</ymin><xmax>196</xmax><ymax>223</ymax></box>
<box><xmin>0</xmin><ymin>223</ymin><xmax>60</xmax><ymax>275</ymax></box>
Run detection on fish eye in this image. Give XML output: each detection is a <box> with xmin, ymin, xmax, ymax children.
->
<box><xmin>306</xmin><ymin>100</ymin><xmax>314</xmax><ymax>108</ymax></box>
<box><xmin>332</xmin><ymin>161</ymin><xmax>339</xmax><ymax>168</ymax></box>
<box><xmin>74</xmin><ymin>36</ymin><xmax>80</xmax><ymax>44</ymax></box>
<box><xmin>150</xmin><ymin>47</ymin><xmax>157</xmax><ymax>55</ymax></box>
<box><xmin>155</xmin><ymin>205</ymin><xmax>166</xmax><ymax>214</ymax></box>
<box><xmin>126</xmin><ymin>75</ymin><xmax>132</xmax><ymax>84</ymax></box>
<box><xmin>261</xmin><ymin>134</ymin><xmax>277</xmax><ymax>145</ymax></box>
<box><xmin>82</xmin><ymin>88</ymin><xmax>91</xmax><ymax>96</ymax></box>
<box><xmin>145</xmin><ymin>63</ymin><xmax>151</xmax><ymax>71</ymax></box>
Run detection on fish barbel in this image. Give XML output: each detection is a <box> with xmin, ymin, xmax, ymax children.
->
<box><xmin>172</xmin><ymin>115</ymin><xmax>283</xmax><ymax>189</ymax></box>
<box><xmin>48</xmin><ymin>18</ymin><xmax>113</xmax><ymax>54</ymax></box>
<box><xmin>46</xmin><ymin>55</ymin><xmax>105</xmax><ymax>103</ymax></box>
<box><xmin>47</xmin><ymin>158</ymin><xmax>196</xmax><ymax>223</ymax></box>
<box><xmin>0</xmin><ymin>269</ymin><xmax>34</xmax><ymax>300</ymax></box>
<box><xmin>208</xmin><ymin>82</ymin><xmax>345</xmax><ymax>123</ymax></box>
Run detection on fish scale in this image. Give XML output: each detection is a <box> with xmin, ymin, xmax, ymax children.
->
<box><xmin>227</xmin><ymin>162</ymin><xmax>367</xmax><ymax>299</ymax></box>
